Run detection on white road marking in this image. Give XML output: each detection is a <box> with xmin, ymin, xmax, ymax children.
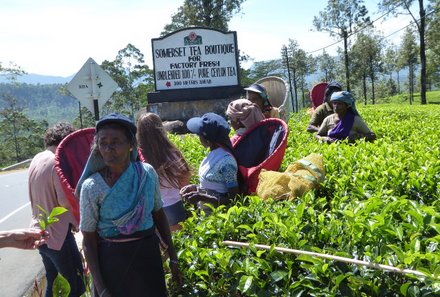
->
<box><xmin>0</xmin><ymin>202</ymin><xmax>30</xmax><ymax>224</ymax></box>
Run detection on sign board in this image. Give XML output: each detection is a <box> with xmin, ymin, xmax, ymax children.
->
<box><xmin>67</xmin><ymin>57</ymin><xmax>118</xmax><ymax>119</ymax></box>
<box><xmin>152</xmin><ymin>27</ymin><xmax>239</xmax><ymax>91</ymax></box>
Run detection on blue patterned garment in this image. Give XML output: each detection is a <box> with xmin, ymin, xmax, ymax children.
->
<box><xmin>199</xmin><ymin>147</ymin><xmax>238</xmax><ymax>194</ymax></box>
<box><xmin>79</xmin><ymin>161</ymin><xmax>162</xmax><ymax>238</ymax></box>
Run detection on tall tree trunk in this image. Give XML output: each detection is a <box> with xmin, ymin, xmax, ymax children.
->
<box><xmin>301</xmin><ymin>78</ymin><xmax>305</xmax><ymax>108</ymax></box>
<box><xmin>283</xmin><ymin>48</ymin><xmax>295</xmax><ymax>112</ymax></box>
<box><xmin>292</xmin><ymin>68</ymin><xmax>298</xmax><ymax>113</ymax></box>
<box><xmin>409</xmin><ymin>65</ymin><xmax>414</xmax><ymax>105</ymax></box>
<box><xmin>397</xmin><ymin>71</ymin><xmax>401</xmax><ymax>93</ymax></box>
<box><xmin>419</xmin><ymin>0</ymin><xmax>427</xmax><ymax>104</ymax></box>
<box><xmin>363</xmin><ymin>73</ymin><xmax>367</xmax><ymax>105</ymax></box>
<box><xmin>343</xmin><ymin>30</ymin><xmax>351</xmax><ymax>91</ymax></box>
<box><xmin>369</xmin><ymin>56</ymin><xmax>376</xmax><ymax>104</ymax></box>
<box><xmin>12</xmin><ymin>118</ymin><xmax>20</xmax><ymax>162</ymax></box>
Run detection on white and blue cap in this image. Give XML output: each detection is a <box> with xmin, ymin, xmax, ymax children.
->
<box><xmin>244</xmin><ymin>83</ymin><xmax>271</xmax><ymax>105</ymax></box>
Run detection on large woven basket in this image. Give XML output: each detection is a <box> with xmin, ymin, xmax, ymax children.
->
<box><xmin>256</xmin><ymin>76</ymin><xmax>292</xmax><ymax>122</ymax></box>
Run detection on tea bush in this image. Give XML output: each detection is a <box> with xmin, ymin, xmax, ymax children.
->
<box><xmin>168</xmin><ymin>104</ymin><xmax>440</xmax><ymax>296</ymax></box>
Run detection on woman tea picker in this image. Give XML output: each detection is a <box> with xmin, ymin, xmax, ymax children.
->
<box><xmin>77</xmin><ymin>113</ymin><xmax>181</xmax><ymax>297</ymax></box>
<box><xmin>316</xmin><ymin>91</ymin><xmax>376</xmax><ymax>143</ymax></box>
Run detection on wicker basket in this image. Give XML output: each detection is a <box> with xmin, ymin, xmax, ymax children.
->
<box><xmin>255</xmin><ymin>76</ymin><xmax>292</xmax><ymax>122</ymax></box>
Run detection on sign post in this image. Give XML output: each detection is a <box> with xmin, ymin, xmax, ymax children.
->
<box><xmin>67</xmin><ymin>58</ymin><xmax>118</xmax><ymax>120</ymax></box>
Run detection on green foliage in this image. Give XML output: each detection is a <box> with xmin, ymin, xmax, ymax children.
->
<box><xmin>0</xmin><ymin>92</ymin><xmax>48</xmax><ymax>166</ymax></box>
<box><xmin>0</xmin><ymin>83</ymin><xmax>78</xmax><ymax>124</ymax></box>
<box><xmin>37</xmin><ymin>206</ymin><xmax>68</xmax><ymax>231</ymax></box>
<box><xmin>170</xmin><ymin>104</ymin><xmax>440</xmax><ymax>295</ymax></box>
<box><xmin>53</xmin><ymin>273</ymin><xmax>71</xmax><ymax>297</ymax></box>
<box><xmin>101</xmin><ymin>43</ymin><xmax>154</xmax><ymax>118</ymax></box>
<box><xmin>161</xmin><ymin>0</ymin><xmax>245</xmax><ymax>35</ymax></box>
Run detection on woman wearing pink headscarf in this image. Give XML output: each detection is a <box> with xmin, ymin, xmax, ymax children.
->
<box><xmin>226</xmin><ymin>98</ymin><xmax>265</xmax><ymax>145</ymax></box>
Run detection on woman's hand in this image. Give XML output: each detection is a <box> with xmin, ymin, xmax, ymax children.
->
<box><xmin>0</xmin><ymin>229</ymin><xmax>47</xmax><ymax>249</ymax></box>
<box><xmin>179</xmin><ymin>184</ymin><xmax>197</xmax><ymax>196</ymax></box>
<box><xmin>170</xmin><ymin>260</ymin><xmax>183</xmax><ymax>289</ymax></box>
<box><xmin>182</xmin><ymin>192</ymin><xmax>217</xmax><ymax>204</ymax></box>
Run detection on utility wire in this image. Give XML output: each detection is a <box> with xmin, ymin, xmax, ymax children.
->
<box><xmin>306</xmin><ymin>5</ymin><xmax>437</xmax><ymax>55</ymax></box>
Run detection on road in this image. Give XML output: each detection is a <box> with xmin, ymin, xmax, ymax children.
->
<box><xmin>0</xmin><ymin>169</ymin><xmax>44</xmax><ymax>297</ymax></box>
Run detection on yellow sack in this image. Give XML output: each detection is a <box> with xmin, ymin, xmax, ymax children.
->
<box><xmin>257</xmin><ymin>153</ymin><xmax>325</xmax><ymax>200</ymax></box>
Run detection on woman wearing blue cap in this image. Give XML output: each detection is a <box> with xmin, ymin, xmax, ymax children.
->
<box><xmin>77</xmin><ymin>113</ymin><xmax>181</xmax><ymax>297</ymax></box>
<box><xmin>180</xmin><ymin>112</ymin><xmax>240</xmax><ymax>210</ymax></box>
<box><xmin>316</xmin><ymin>91</ymin><xmax>376</xmax><ymax>143</ymax></box>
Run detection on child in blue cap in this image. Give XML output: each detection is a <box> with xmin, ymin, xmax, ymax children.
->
<box><xmin>180</xmin><ymin>112</ymin><xmax>240</xmax><ymax>210</ymax></box>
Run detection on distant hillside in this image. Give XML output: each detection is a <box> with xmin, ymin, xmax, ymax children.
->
<box><xmin>0</xmin><ymin>73</ymin><xmax>74</xmax><ymax>85</ymax></box>
<box><xmin>0</xmin><ymin>83</ymin><xmax>78</xmax><ymax>125</ymax></box>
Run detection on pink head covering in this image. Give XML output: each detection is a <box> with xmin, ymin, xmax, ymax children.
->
<box><xmin>226</xmin><ymin>98</ymin><xmax>265</xmax><ymax>129</ymax></box>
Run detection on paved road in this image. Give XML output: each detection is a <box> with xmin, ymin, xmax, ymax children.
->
<box><xmin>0</xmin><ymin>169</ymin><xmax>44</xmax><ymax>297</ymax></box>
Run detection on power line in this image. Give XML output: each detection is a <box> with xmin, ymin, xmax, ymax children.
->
<box><xmin>306</xmin><ymin>4</ymin><xmax>396</xmax><ymax>54</ymax></box>
<box><xmin>306</xmin><ymin>5</ymin><xmax>437</xmax><ymax>55</ymax></box>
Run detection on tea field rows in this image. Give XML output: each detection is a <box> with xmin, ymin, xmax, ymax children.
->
<box><xmin>169</xmin><ymin>104</ymin><xmax>440</xmax><ymax>296</ymax></box>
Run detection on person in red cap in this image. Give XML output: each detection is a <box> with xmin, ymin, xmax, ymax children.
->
<box><xmin>244</xmin><ymin>83</ymin><xmax>280</xmax><ymax>119</ymax></box>
<box><xmin>307</xmin><ymin>81</ymin><xmax>343</xmax><ymax>133</ymax></box>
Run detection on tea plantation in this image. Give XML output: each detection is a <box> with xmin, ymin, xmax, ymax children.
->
<box><xmin>168</xmin><ymin>104</ymin><xmax>440</xmax><ymax>296</ymax></box>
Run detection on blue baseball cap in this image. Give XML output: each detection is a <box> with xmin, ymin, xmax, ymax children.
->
<box><xmin>186</xmin><ymin>112</ymin><xmax>231</xmax><ymax>143</ymax></box>
<box><xmin>96</xmin><ymin>112</ymin><xmax>137</xmax><ymax>135</ymax></box>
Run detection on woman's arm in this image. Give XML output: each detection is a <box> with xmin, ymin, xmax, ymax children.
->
<box><xmin>351</xmin><ymin>116</ymin><xmax>377</xmax><ymax>142</ymax></box>
<box><xmin>153</xmin><ymin>209</ymin><xmax>182</xmax><ymax>286</ymax></box>
<box><xmin>0</xmin><ymin>229</ymin><xmax>46</xmax><ymax>249</ymax></box>
<box><xmin>82</xmin><ymin>231</ymin><xmax>109</xmax><ymax>296</ymax></box>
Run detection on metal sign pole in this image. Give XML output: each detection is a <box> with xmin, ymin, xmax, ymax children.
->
<box><xmin>90</xmin><ymin>61</ymin><xmax>100</xmax><ymax>121</ymax></box>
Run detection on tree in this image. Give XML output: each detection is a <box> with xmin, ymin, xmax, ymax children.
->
<box><xmin>426</xmin><ymin>0</ymin><xmax>440</xmax><ymax>89</ymax></box>
<box><xmin>281</xmin><ymin>39</ymin><xmax>315</xmax><ymax>111</ymax></box>
<box><xmin>379</xmin><ymin>0</ymin><xmax>428</xmax><ymax>104</ymax></box>
<box><xmin>313</xmin><ymin>0</ymin><xmax>371</xmax><ymax>91</ymax></box>
<box><xmin>162</xmin><ymin>0</ymin><xmax>245</xmax><ymax>35</ymax></box>
<box><xmin>248</xmin><ymin>59</ymin><xmax>284</xmax><ymax>82</ymax></box>
<box><xmin>317</xmin><ymin>50</ymin><xmax>338</xmax><ymax>82</ymax></box>
<box><xmin>399</xmin><ymin>27</ymin><xmax>419</xmax><ymax>104</ymax></box>
<box><xmin>350</xmin><ymin>31</ymin><xmax>384</xmax><ymax>104</ymax></box>
<box><xmin>0</xmin><ymin>94</ymin><xmax>47</xmax><ymax>164</ymax></box>
<box><xmin>101</xmin><ymin>44</ymin><xmax>154</xmax><ymax>118</ymax></box>
<box><xmin>383</xmin><ymin>45</ymin><xmax>400</xmax><ymax>95</ymax></box>
<box><xmin>0</xmin><ymin>63</ymin><xmax>46</xmax><ymax>166</ymax></box>
<box><xmin>0</xmin><ymin>62</ymin><xmax>25</xmax><ymax>82</ymax></box>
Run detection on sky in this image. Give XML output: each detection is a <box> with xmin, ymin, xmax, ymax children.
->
<box><xmin>1</xmin><ymin>0</ymin><xmax>414</xmax><ymax>77</ymax></box>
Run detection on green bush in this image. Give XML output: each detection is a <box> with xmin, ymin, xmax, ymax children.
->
<box><xmin>169</xmin><ymin>104</ymin><xmax>440</xmax><ymax>296</ymax></box>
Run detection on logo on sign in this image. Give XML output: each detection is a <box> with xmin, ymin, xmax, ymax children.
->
<box><xmin>184</xmin><ymin>32</ymin><xmax>202</xmax><ymax>45</ymax></box>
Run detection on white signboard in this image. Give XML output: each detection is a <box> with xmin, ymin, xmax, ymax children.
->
<box><xmin>152</xmin><ymin>28</ymin><xmax>239</xmax><ymax>91</ymax></box>
<box><xmin>67</xmin><ymin>57</ymin><xmax>118</xmax><ymax>115</ymax></box>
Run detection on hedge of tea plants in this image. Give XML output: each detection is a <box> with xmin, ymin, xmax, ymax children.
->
<box><xmin>168</xmin><ymin>104</ymin><xmax>440</xmax><ymax>296</ymax></box>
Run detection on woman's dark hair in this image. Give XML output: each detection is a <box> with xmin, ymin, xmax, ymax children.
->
<box><xmin>137</xmin><ymin>113</ymin><xmax>191</xmax><ymax>188</ymax></box>
<box><xmin>44</xmin><ymin>122</ymin><xmax>75</xmax><ymax>147</ymax></box>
